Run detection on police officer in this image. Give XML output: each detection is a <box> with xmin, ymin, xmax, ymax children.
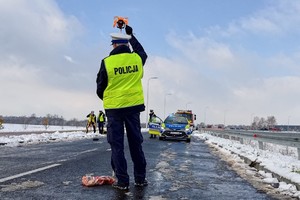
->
<box><xmin>86</xmin><ymin>111</ymin><xmax>96</xmax><ymax>133</ymax></box>
<box><xmin>149</xmin><ymin>109</ymin><xmax>155</xmax><ymax>121</ymax></box>
<box><xmin>96</xmin><ymin>24</ymin><xmax>147</xmax><ymax>191</ymax></box>
<box><xmin>149</xmin><ymin>109</ymin><xmax>157</xmax><ymax>138</ymax></box>
<box><xmin>97</xmin><ymin>110</ymin><xmax>106</xmax><ymax>134</ymax></box>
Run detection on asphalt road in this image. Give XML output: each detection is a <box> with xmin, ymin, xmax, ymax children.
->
<box><xmin>0</xmin><ymin>131</ymin><xmax>278</xmax><ymax>200</ymax></box>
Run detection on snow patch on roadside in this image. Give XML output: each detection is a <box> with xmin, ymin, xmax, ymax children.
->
<box><xmin>0</xmin><ymin>132</ymin><xmax>104</xmax><ymax>147</ymax></box>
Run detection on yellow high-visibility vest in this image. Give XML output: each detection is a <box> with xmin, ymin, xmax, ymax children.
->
<box><xmin>98</xmin><ymin>113</ymin><xmax>105</xmax><ymax>122</ymax></box>
<box><xmin>88</xmin><ymin>115</ymin><xmax>96</xmax><ymax>123</ymax></box>
<box><xmin>103</xmin><ymin>53</ymin><xmax>144</xmax><ymax>109</ymax></box>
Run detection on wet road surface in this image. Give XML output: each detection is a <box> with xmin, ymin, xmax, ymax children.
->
<box><xmin>0</xmin><ymin>132</ymin><xmax>278</xmax><ymax>199</ymax></box>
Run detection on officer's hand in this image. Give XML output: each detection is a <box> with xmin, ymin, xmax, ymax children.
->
<box><xmin>125</xmin><ymin>25</ymin><xmax>133</xmax><ymax>35</ymax></box>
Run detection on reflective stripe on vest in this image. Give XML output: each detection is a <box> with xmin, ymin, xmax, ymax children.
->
<box><xmin>103</xmin><ymin>53</ymin><xmax>144</xmax><ymax>109</ymax></box>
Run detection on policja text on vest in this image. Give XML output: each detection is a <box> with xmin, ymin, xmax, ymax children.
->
<box><xmin>114</xmin><ymin>65</ymin><xmax>138</xmax><ymax>75</ymax></box>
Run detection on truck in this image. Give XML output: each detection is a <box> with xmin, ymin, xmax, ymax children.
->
<box><xmin>175</xmin><ymin>110</ymin><xmax>196</xmax><ymax>129</ymax></box>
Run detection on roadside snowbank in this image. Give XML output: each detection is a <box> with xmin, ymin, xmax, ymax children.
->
<box><xmin>193</xmin><ymin>131</ymin><xmax>300</xmax><ymax>199</ymax></box>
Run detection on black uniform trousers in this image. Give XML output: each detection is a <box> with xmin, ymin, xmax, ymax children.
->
<box><xmin>107</xmin><ymin>112</ymin><xmax>147</xmax><ymax>185</ymax></box>
<box><xmin>98</xmin><ymin>121</ymin><xmax>104</xmax><ymax>134</ymax></box>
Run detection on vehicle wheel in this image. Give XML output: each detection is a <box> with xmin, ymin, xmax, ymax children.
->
<box><xmin>159</xmin><ymin>137</ymin><xmax>164</xmax><ymax>140</ymax></box>
<box><xmin>186</xmin><ymin>138</ymin><xmax>191</xmax><ymax>143</ymax></box>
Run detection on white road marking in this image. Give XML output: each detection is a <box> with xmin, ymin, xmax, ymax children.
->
<box><xmin>0</xmin><ymin>163</ymin><xmax>61</xmax><ymax>183</ymax></box>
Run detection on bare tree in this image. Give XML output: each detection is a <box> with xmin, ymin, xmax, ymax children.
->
<box><xmin>267</xmin><ymin>116</ymin><xmax>277</xmax><ymax>128</ymax></box>
<box><xmin>251</xmin><ymin>116</ymin><xmax>277</xmax><ymax>130</ymax></box>
<box><xmin>258</xmin><ymin>117</ymin><xmax>268</xmax><ymax>129</ymax></box>
<box><xmin>251</xmin><ymin>116</ymin><xmax>260</xmax><ymax>129</ymax></box>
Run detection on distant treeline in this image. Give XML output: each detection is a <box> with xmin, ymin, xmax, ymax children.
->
<box><xmin>0</xmin><ymin>114</ymin><xmax>87</xmax><ymax>127</ymax></box>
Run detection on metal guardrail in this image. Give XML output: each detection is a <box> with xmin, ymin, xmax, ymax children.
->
<box><xmin>202</xmin><ymin>129</ymin><xmax>300</xmax><ymax>160</ymax></box>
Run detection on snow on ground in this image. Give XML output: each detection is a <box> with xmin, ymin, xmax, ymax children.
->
<box><xmin>0</xmin><ymin>123</ymin><xmax>83</xmax><ymax>133</ymax></box>
<box><xmin>0</xmin><ymin>123</ymin><xmax>95</xmax><ymax>146</ymax></box>
<box><xmin>193</xmin><ymin>131</ymin><xmax>300</xmax><ymax>199</ymax></box>
<box><xmin>1</xmin><ymin>124</ymin><xmax>300</xmax><ymax>198</ymax></box>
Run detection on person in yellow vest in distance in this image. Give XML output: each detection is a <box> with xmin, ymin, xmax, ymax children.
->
<box><xmin>86</xmin><ymin>111</ymin><xmax>96</xmax><ymax>133</ymax></box>
<box><xmin>97</xmin><ymin>110</ymin><xmax>106</xmax><ymax>134</ymax></box>
<box><xmin>96</xmin><ymin>24</ymin><xmax>148</xmax><ymax>191</ymax></box>
<box><xmin>149</xmin><ymin>109</ymin><xmax>157</xmax><ymax>138</ymax></box>
<box><xmin>0</xmin><ymin>118</ymin><xmax>3</xmax><ymax>129</ymax></box>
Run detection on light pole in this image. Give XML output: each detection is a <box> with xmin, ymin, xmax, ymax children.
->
<box><xmin>186</xmin><ymin>102</ymin><xmax>192</xmax><ymax>110</ymax></box>
<box><xmin>164</xmin><ymin>93</ymin><xmax>172</xmax><ymax>119</ymax></box>
<box><xmin>146</xmin><ymin>77</ymin><xmax>158</xmax><ymax>128</ymax></box>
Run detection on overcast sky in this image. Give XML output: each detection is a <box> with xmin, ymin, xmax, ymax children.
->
<box><xmin>1</xmin><ymin>0</ymin><xmax>300</xmax><ymax>125</ymax></box>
